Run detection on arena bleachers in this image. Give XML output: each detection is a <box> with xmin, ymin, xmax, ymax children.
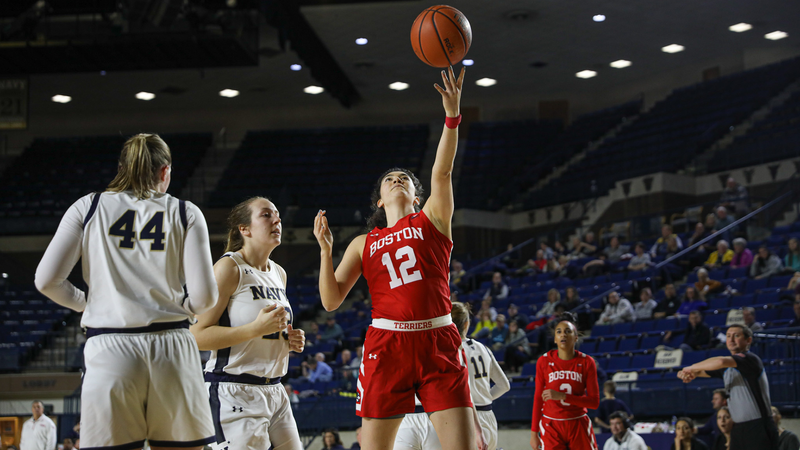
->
<box><xmin>209</xmin><ymin>124</ymin><xmax>429</xmax><ymax>226</ymax></box>
<box><xmin>0</xmin><ymin>133</ymin><xmax>211</xmax><ymax>234</ymax></box>
<box><xmin>525</xmin><ymin>57</ymin><xmax>800</xmax><ymax>209</ymax></box>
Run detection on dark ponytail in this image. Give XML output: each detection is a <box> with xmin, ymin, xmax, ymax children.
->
<box><xmin>366</xmin><ymin>167</ymin><xmax>425</xmax><ymax>230</ymax></box>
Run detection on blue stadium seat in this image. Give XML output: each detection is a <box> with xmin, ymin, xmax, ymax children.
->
<box><xmin>709</xmin><ymin>269</ymin><xmax>727</xmax><ymax>280</ymax></box>
<box><xmin>618</xmin><ymin>338</ymin><xmax>640</xmax><ymax>353</ymax></box>
<box><xmin>731</xmin><ymin>294</ymin><xmax>755</xmax><ymax>308</ymax></box>
<box><xmin>580</xmin><ymin>340</ymin><xmax>598</xmax><ymax>354</ymax></box>
<box><xmin>756</xmin><ymin>291</ymin><xmax>780</xmax><ymax>305</ymax></box>
<box><xmin>630</xmin><ymin>354</ymin><xmax>655</xmax><ymax>370</ymax></box>
<box><xmin>597</xmin><ymin>340</ymin><xmax>618</xmax><ymax>353</ymax></box>
<box><xmin>607</xmin><ymin>356</ymin><xmax>631</xmax><ymax>372</ymax></box>
<box><xmin>592</xmin><ymin>324</ymin><xmax>613</xmax><ymax>336</ymax></box>
<box><xmin>745</xmin><ymin>278</ymin><xmax>769</xmax><ymax>293</ymax></box>
<box><xmin>681</xmin><ymin>351</ymin><xmax>709</xmax><ymax>366</ymax></box>
<box><xmin>705</xmin><ymin>314</ymin><xmax>728</xmax><ymax>328</ymax></box>
<box><xmin>727</xmin><ymin>268</ymin><xmax>748</xmax><ymax>279</ymax></box>
<box><xmin>655</xmin><ymin>319</ymin><xmax>681</xmax><ymax>331</ymax></box>
<box><xmin>521</xmin><ymin>363</ymin><xmax>537</xmax><ymax>377</ymax></box>
<box><xmin>640</xmin><ymin>335</ymin><xmax>662</xmax><ymax>350</ymax></box>
<box><xmin>632</xmin><ymin>321</ymin><xmax>655</xmax><ymax>333</ymax></box>
<box><xmin>612</xmin><ymin>323</ymin><xmax>634</xmax><ymax>335</ymax></box>
<box><xmin>768</xmin><ymin>275</ymin><xmax>793</xmax><ymax>288</ymax></box>
<box><xmin>708</xmin><ymin>297</ymin><xmax>730</xmax><ymax>310</ymax></box>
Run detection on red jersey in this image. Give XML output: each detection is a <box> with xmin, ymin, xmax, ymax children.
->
<box><xmin>531</xmin><ymin>350</ymin><xmax>599</xmax><ymax>432</ymax></box>
<box><xmin>362</xmin><ymin>210</ymin><xmax>453</xmax><ymax>321</ymax></box>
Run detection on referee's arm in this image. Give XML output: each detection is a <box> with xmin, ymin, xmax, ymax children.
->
<box><xmin>679</xmin><ymin>356</ymin><xmax>736</xmax><ymax>381</ymax></box>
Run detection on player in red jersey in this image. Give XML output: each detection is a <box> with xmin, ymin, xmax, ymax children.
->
<box><xmin>313</xmin><ymin>67</ymin><xmax>485</xmax><ymax>450</ymax></box>
<box><xmin>530</xmin><ymin>313</ymin><xmax>599</xmax><ymax>450</ymax></box>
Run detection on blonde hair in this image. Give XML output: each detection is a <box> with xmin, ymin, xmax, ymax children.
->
<box><xmin>225</xmin><ymin>197</ymin><xmax>268</xmax><ymax>253</ymax></box>
<box><xmin>107</xmin><ymin>134</ymin><xmax>171</xmax><ymax>199</ymax></box>
<box><xmin>451</xmin><ymin>301</ymin><xmax>471</xmax><ymax>336</ymax></box>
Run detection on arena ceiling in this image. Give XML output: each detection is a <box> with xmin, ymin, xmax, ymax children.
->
<box><xmin>5</xmin><ymin>0</ymin><xmax>800</xmax><ymax>116</ymax></box>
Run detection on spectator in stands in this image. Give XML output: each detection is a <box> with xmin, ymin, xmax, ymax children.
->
<box><xmin>677</xmin><ymin>287</ymin><xmax>707</xmax><ymax>316</ymax></box>
<box><xmin>562</xmin><ymin>286</ymin><xmax>581</xmax><ymax>311</ymax></box>
<box><xmin>484</xmin><ymin>272</ymin><xmax>509</xmax><ymax>302</ymax></box>
<box><xmin>596</xmin><ymin>291</ymin><xmax>635</xmax><ymax>325</ymax></box>
<box><xmin>714</xmin><ymin>206</ymin><xmax>736</xmax><ymax>236</ymax></box>
<box><xmin>684</xmin><ymin>222</ymin><xmax>715</xmax><ymax>268</ymax></box>
<box><xmin>534</xmin><ymin>250</ymin><xmax>549</xmax><ymax>272</ymax></box>
<box><xmin>308</xmin><ymin>322</ymin><xmax>320</xmax><ymax>346</ymax></box>
<box><xmin>553</xmin><ymin>240</ymin><xmax>567</xmax><ymax>257</ymax></box>
<box><xmin>569</xmin><ymin>236</ymin><xmax>588</xmax><ymax>259</ymax></box>
<box><xmin>477</xmin><ymin>298</ymin><xmax>498</xmax><ymax>321</ymax></box>
<box><xmin>789</xmin><ymin>299</ymin><xmax>800</xmax><ymax>328</ymax></box>
<box><xmin>490</xmin><ymin>314</ymin><xmax>509</xmax><ymax>349</ymax></box>
<box><xmin>784</xmin><ymin>238</ymin><xmax>800</xmax><ymax>274</ymax></box>
<box><xmin>322</xmin><ymin>428</ymin><xmax>346</xmax><ymax>450</ymax></box>
<box><xmin>450</xmin><ymin>259</ymin><xmax>466</xmax><ymax>290</ymax></box>
<box><xmin>665</xmin><ymin>310</ymin><xmax>711</xmax><ymax>352</ymax></box>
<box><xmin>742</xmin><ymin>307</ymin><xmax>764</xmax><ymax>332</ymax></box>
<box><xmin>284</xmin><ymin>383</ymin><xmax>299</xmax><ymax>408</ymax></box>
<box><xmin>320</xmin><ymin>316</ymin><xmax>345</xmax><ymax>343</ymax></box>
<box><xmin>507</xmin><ymin>303</ymin><xmax>529</xmax><ymax>329</ymax></box>
<box><xmin>301</xmin><ymin>353</ymin><xmax>333</xmax><ymax>383</ymax></box>
<box><xmin>634</xmin><ymin>287</ymin><xmax>658</xmax><ymax>320</ymax></box>
<box><xmin>583</xmin><ymin>231</ymin><xmax>600</xmax><ymax>257</ymax></box>
<box><xmin>671</xmin><ymin>417</ymin><xmax>708</xmax><ymax>450</ymax></box>
<box><xmin>679</xmin><ymin>325</ymin><xmax>779</xmax><ymax>450</ymax></box>
<box><xmin>690</xmin><ymin>221</ymin><xmax>712</xmax><ymax>250</ymax></box>
<box><xmin>695</xmin><ymin>268</ymin><xmax>723</xmax><ymax>300</ymax></box>
<box><xmin>771</xmin><ymin>406</ymin><xmax>800</xmax><ymax>450</ymax></box>
<box><xmin>751</xmin><ymin>245</ymin><xmax>784</xmax><ymax>279</ymax></box>
<box><xmin>595</xmin><ymin>381</ymin><xmax>634</xmax><ymax>433</ymax></box>
<box><xmin>731</xmin><ymin>238</ymin><xmax>754</xmax><ymax>270</ymax></box>
<box><xmin>21</xmin><ymin>401</ymin><xmax>56</xmax><ymax>450</ymax></box>
<box><xmin>503</xmin><ymin>320</ymin><xmax>530</xmax><ymax>372</ymax></box>
<box><xmin>540</xmin><ymin>240</ymin><xmax>555</xmax><ymax>260</ymax></box>
<box><xmin>654</xmin><ymin>284</ymin><xmax>681</xmax><ymax>319</ymax></box>
<box><xmin>705</xmin><ymin>240</ymin><xmax>734</xmax><ymax>269</ymax></box>
<box><xmin>720</xmin><ymin>177</ymin><xmax>750</xmax><ymax>216</ymax></box>
<box><xmin>338</xmin><ymin>349</ymin><xmax>353</xmax><ymax>367</ymax></box>
<box><xmin>651</xmin><ymin>224</ymin><xmax>684</xmax><ymax>257</ymax></box>
<box><xmin>536</xmin><ymin>289</ymin><xmax>562</xmax><ymax>319</ymax></box>
<box><xmin>628</xmin><ymin>242</ymin><xmax>652</xmax><ymax>272</ymax></box>
<box><xmin>604</xmin><ymin>411</ymin><xmax>646</xmax><ymax>450</ymax></box>
<box><xmin>471</xmin><ymin>310</ymin><xmax>496</xmax><ymax>339</ymax></box>
<box><xmin>350</xmin><ymin>427</ymin><xmax>362</xmax><ymax>450</ymax></box>
<box><xmin>583</xmin><ymin>236</ymin><xmax>629</xmax><ymax>277</ymax></box>
<box><xmin>502</xmin><ymin>243</ymin><xmax>521</xmax><ymax>268</ymax></box>
<box><xmin>63</xmin><ymin>438</ymin><xmax>75</xmax><ymax>450</ymax></box>
<box><xmin>713</xmin><ymin>406</ymin><xmax>733</xmax><ymax>450</ymax></box>
<box><xmin>545</xmin><ymin>257</ymin><xmax>561</xmax><ymax>274</ymax></box>
<box><xmin>697</xmin><ymin>389</ymin><xmax>728</xmax><ymax>438</ymax></box>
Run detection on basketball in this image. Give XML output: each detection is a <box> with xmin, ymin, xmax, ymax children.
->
<box><xmin>410</xmin><ymin>5</ymin><xmax>472</xmax><ymax>68</ymax></box>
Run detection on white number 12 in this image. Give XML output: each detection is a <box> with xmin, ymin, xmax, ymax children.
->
<box><xmin>381</xmin><ymin>246</ymin><xmax>422</xmax><ymax>289</ymax></box>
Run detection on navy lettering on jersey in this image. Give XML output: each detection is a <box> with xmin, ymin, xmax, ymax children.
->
<box><xmin>369</xmin><ymin>226</ymin><xmax>425</xmax><ymax>257</ymax></box>
<box><xmin>250</xmin><ymin>286</ymin><xmax>286</xmax><ymax>301</ymax></box>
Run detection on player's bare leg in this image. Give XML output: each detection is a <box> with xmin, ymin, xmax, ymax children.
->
<box><xmin>430</xmin><ymin>407</ymin><xmax>476</xmax><ymax>450</ymax></box>
<box><xmin>152</xmin><ymin>446</ymin><xmax>204</xmax><ymax>450</ymax></box>
<box><xmin>362</xmin><ymin>417</ymin><xmax>404</xmax><ymax>450</ymax></box>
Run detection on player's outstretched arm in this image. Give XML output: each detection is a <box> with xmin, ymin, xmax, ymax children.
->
<box><xmin>314</xmin><ymin>210</ymin><xmax>363</xmax><ymax>311</ymax></box>
<box><xmin>191</xmin><ymin>257</ymin><xmax>288</xmax><ymax>350</ymax></box>
<box><xmin>423</xmin><ymin>66</ymin><xmax>465</xmax><ymax>240</ymax></box>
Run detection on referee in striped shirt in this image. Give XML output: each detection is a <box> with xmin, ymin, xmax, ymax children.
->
<box><xmin>678</xmin><ymin>324</ymin><xmax>779</xmax><ymax>450</ymax></box>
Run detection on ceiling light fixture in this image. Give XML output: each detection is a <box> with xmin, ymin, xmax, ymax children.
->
<box><xmin>219</xmin><ymin>89</ymin><xmax>239</xmax><ymax>98</ymax></box>
<box><xmin>576</xmin><ymin>70</ymin><xmax>597</xmax><ymax>79</ymax></box>
<box><xmin>290</xmin><ymin>64</ymin><xmax>302</xmax><ymax>71</ymax></box>
<box><xmin>593</xmin><ymin>14</ymin><xmax>605</xmax><ymax>22</ymax></box>
<box><xmin>389</xmin><ymin>82</ymin><xmax>409</xmax><ymax>91</ymax></box>
<box><xmin>462</xmin><ymin>59</ymin><xmax>474</xmax><ymax>66</ymax></box>
<box><xmin>728</xmin><ymin>23</ymin><xmax>752</xmax><ymax>33</ymax></box>
<box><xmin>475</xmin><ymin>78</ymin><xmax>497</xmax><ymax>87</ymax></box>
<box><xmin>136</xmin><ymin>91</ymin><xmax>155</xmax><ymax>101</ymax></box>
<box><xmin>610</xmin><ymin>60</ymin><xmax>631</xmax><ymax>68</ymax></box>
<box><xmin>661</xmin><ymin>44</ymin><xmax>685</xmax><ymax>53</ymax></box>
<box><xmin>51</xmin><ymin>95</ymin><xmax>71</xmax><ymax>103</ymax></box>
<box><xmin>355</xmin><ymin>38</ymin><xmax>368</xmax><ymax>45</ymax></box>
<box><xmin>765</xmin><ymin>31</ymin><xmax>788</xmax><ymax>40</ymax></box>
<box><xmin>304</xmin><ymin>86</ymin><xmax>325</xmax><ymax>94</ymax></box>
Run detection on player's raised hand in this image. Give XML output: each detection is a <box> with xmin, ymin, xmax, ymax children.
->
<box><xmin>287</xmin><ymin>324</ymin><xmax>305</xmax><ymax>353</ymax></box>
<box><xmin>251</xmin><ymin>304</ymin><xmax>288</xmax><ymax>337</ymax></box>
<box><xmin>541</xmin><ymin>389</ymin><xmax>566</xmax><ymax>402</ymax></box>
<box><xmin>434</xmin><ymin>66</ymin><xmax>465</xmax><ymax>118</ymax></box>
<box><xmin>314</xmin><ymin>210</ymin><xmax>333</xmax><ymax>255</ymax></box>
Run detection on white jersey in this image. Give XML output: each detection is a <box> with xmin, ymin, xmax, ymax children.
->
<box><xmin>205</xmin><ymin>252</ymin><xmax>292</xmax><ymax>380</ymax></box>
<box><xmin>20</xmin><ymin>415</ymin><xmax>56</xmax><ymax>450</ymax></box>
<box><xmin>35</xmin><ymin>190</ymin><xmax>218</xmax><ymax>328</ymax></box>
<box><xmin>463</xmin><ymin>338</ymin><xmax>510</xmax><ymax>407</ymax></box>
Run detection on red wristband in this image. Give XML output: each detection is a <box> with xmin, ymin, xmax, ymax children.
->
<box><xmin>445</xmin><ymin>114</ymin><xmax>462</xmax><ymax>129</ymax></box>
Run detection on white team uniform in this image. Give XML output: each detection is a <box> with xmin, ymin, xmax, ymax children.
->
<box><xmin>35</xmin><ymin>191</ymin><xmax>218</xmax><ymax>450</ymax></box>
<box><xmin>204</xmin><ymin>252</ymin><xmax>302</xmax><ymax>450</ymax></box>
<box><xmin>393</xmin><ymin>339</ymin><xmax>510</xmax><ymax>450</ymax></box>
<box><xmin>463</xmin><ymin>338</ymin><xmax>509</xmax><ymax>450</ymax></box>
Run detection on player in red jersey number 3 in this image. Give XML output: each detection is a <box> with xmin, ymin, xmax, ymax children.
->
<box><xmin>531</xmin><ymin>314</ymin><xmax>599</xmax><ymax>450</ymax></box>
<box><xmin>314</xmin><ymin>67</ymin><xmax>485</xmax><ymax>450</ymax></box>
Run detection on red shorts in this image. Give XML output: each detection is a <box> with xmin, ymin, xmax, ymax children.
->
<box><xmin>538</xmin><ymin>415</ymin><xmax>597</xmax><ymax>450</ymax></box>
<box><xmin>356</xmin><ymin>322</ymin><xmax>472</xmax><ymax>418</ymax></box>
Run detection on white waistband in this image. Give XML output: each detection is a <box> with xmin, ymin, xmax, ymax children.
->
<box><xmin>543</xmin><ymin>414</ymin><xmax>587</xmax><ymax>421</ymax></box>
<box><xmin>371</xmin><ymin>315</ymin><xmax>452</xmax><ymax>331</ymax></box>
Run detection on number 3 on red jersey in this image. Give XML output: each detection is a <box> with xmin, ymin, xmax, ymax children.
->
<box><xmin>380</xmin><ymin>245</ymin><xmax>422</xmax><ymax>289</ymax></box>
<box><xmin>559</xmin><ymin>383</ymin><xmax>572</xmax><ymax>406</ymax></box>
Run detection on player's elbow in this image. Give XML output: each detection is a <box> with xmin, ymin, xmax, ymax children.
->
<box><xmin>188</xmin><ymin>284</ymin><xmax>219</xmax><ymax>316</ymax></box>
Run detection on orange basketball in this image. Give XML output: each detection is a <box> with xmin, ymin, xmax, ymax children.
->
<box><xmin>410</xmin><ymin>5</ymin><xmax>472</xmax><ymax>68</ymax></box>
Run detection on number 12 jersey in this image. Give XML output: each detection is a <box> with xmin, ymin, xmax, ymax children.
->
<box><xmin>362</xmin><ymin>210</ymin><xmax>453</xmax><ymax>321</ymax></box>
